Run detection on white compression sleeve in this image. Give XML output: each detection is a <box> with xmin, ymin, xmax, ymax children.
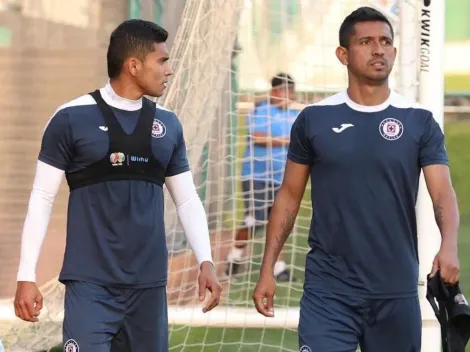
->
<box><xmin>17</xmin><ymin>161</ymin><xmax>64</xmax><ymax>282</ymax></box>
<box><xmin>165</xmin><ymin>171</ymin><xmax>213</xmax><ymax>266</ymax></box>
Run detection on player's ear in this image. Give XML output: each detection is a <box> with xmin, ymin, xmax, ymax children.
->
<box><xmin>126</xmin><ymin>57</ymin><xmax>142</xmax><ymax>77</ymax></box>
<box><xmin>336</xmin><ymin>46</ymin><xmax>348</xmax><ymax>66</ymax></box>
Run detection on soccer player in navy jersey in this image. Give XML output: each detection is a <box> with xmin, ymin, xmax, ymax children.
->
<box><xmin>13</xmin><ymin>19</ymin><xmax>221</xmax><ymax>351</ymax></box>
<box><xmin>253</xmin><ymin>7</ymin><xmax>460</xmax><ymax>352</ymax></box>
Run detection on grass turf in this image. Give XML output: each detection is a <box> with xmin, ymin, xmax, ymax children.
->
<box><xmin>47</xmin><ymin>119</ymin><xmax>470</xmax><ymax>352</ymax></box>
<box><xmin>445</xmin><ymin>74</ymin><xmax>470</xmax><ymax>95</ymax></box>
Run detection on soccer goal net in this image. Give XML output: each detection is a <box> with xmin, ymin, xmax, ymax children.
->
<box><xmin>0</xmin><ymin>0</ymin><xmax>445</xmax><ymax>351</ymax></box>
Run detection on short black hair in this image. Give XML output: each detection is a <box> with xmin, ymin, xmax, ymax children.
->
<box><xmin>339</xmin><ymin>7</ymin><xmax>394</xmax><ymax>48</ymax></box>
<box><xmin>107</xmin><ymin>19</ymin><xmax>168</xmax><ymax>79</ymax></box>
<box><xmin>271</xmin><ymin>73</ymin><xmax>295</xmax><ymax>88</ymax></box>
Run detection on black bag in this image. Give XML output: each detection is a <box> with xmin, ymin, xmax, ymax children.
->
<box><xmin>426</xmin><ymin>270</ymin><xmax>470</xmax><ymax>352</ymax></box>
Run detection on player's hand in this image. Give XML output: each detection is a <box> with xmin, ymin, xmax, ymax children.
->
<box><xmin>252</xmin><ymin>271</ymin><xmax>276</xmax><ymax>317</ymax></box>
<box><xmin>198</xmin><ymin>261</ymin><xmax>222</xmax><ymax>313</ymax></box>
<box><xmin>430</xmin><ymin>241</ymin><xmax>460</xmax><ymax>284</ymax></box>
<box><xmin>14</xmin><ymin>281</ymin><xmax>43</xmax><ymax>322</ymax></box>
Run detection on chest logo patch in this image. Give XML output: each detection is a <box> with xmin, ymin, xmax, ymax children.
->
<box><xmin>379</xmin><ymin>118</ymin><xmax>404</xmax><ymax>140</ymax></box>
<box><xmin>110</xmin><ymin>152</ymin><xmax>125</xmax><ymax>166</ymax></box>
<box><xmin>332</xmin><ymin>123</ymin><xmax>354</xmax><ymax>133</ymax></box>
<box><xmin>64</xmin><ymin>339</ymin><xmax>79</xmax><ymax>352</ymax></box>
<box><xmin>152</xmin><ymin>119</ymin><xmax>166</xmax><ymax>138</ymax></box>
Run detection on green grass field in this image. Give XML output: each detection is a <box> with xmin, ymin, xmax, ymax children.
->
<box><xmin>48</xmin><ymin>120</ymin><xmax>470</xmax><ymax>352</ymax></box>
<box><xmin>446</xmin><ymin>74</ymin><xmax>470</xmax><ymax>95</ymax></box>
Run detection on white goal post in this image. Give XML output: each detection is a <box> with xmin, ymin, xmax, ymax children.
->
<box><xmin>415</xmin><ymin>0</ymin><xmax>447</xmax><ymax>349</ymax></box>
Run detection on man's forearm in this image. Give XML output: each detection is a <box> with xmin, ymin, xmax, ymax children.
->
<box><xmin>165</xmin><ymin>172</ymin><xmax>213</xmax><ymax>265</ymax></box>
<box><xmin>433</xmin><ymin>189</ymin><xmax>460</xmax><ymax>249</ymax></box>
<box><xmin>260</xmin><ymin>188</ymin><xmax>299</xmax><ymax>274</ymax></box>
<box><xmin>177</xmin><ymin>197</ymin><xmax>213</xmax><ymax>265</ymax></box>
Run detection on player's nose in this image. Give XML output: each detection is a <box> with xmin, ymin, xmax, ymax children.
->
<box><xmin>165</xmin><ymin>65</ymin><xmax>174</xmax><ymax>76</ymax></box>
<box><xmin>372</xmin><ymin>42</ymin><xmax>385</xmax><ymax>56</ymax></box>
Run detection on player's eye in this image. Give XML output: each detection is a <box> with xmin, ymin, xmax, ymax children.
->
<box><xmin>360</xmin><ymin>39</ymin><xmax>370</xmax><ymax>45</ymax></box>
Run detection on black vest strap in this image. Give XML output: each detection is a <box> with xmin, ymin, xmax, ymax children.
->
<box><xmin>65</xmin><ymin>90</ymin><xmax>166</xmax><ymax>191</ymax></box>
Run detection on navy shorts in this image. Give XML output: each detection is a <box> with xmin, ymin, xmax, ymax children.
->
<box><xmin>298</xmin><ymin>288</ymin><xmax>421</xmax><ymax>352</ymax></box>
<box><xmin>62</xmin><ymin>281</ymin><xmax>168</xmax><ymax>352</ymax></box>
<box><xmin>242</xmin><ymin>180</ymin><xmax>280</xmax><ymax>226</ymax></box>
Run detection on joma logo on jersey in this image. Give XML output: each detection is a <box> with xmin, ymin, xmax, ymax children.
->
<box><xmin>130</xmin><ymin>156</ymin><xmax>149</xmax><ymax>163</ymax></box>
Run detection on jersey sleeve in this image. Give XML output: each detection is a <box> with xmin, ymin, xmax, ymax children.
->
<box><xmin>287</xmin><ymin>109</ymin><xmax>314</xmax><ymax>165</ymax></box>
<box><xmin>166</xmin><ymin>119</ymin><xmax>190</xmax><ymax>177</ymax></box>
<box><xmin>419</xmin><ymin>113</ymin><xmax>449</xmax><ymax>167</ymax></box>
<box><xmin>38</xmin><ymin>109</ymin><xmax>74</xmax><ymax>170</ymax></box>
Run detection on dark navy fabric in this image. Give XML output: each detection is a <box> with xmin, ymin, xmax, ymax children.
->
<box><xmin>62</xmin><ymin>281</ymin><xmax>168</xmax><ymax>352</ymax></box>
<box><xmin>298</xmin><ymin>288</ymin><xmax>422</xmax><ymax>352</ymax></box>
<box><xmin>288</xmin><ymin>91</ymin><xmax>448</xmax><ymax>299</ymax></box>
<box><xmin>39</xmin><ymin>92</ymin><xmax>189</xmax><ymax>288</ymax></box>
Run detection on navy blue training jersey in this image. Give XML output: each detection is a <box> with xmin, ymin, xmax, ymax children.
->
<box><xmin>40</xmin><ymin>83</ymin><xmax>189</xmax><ymax>288</ymax></box>
<box><xmin>288</xmin><ymin>90</ymin><xmax>448</xmax><ymax>298</ymax></box>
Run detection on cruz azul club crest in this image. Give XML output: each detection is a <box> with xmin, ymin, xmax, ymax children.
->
<box><xmin>379</xmin><ymin>118</ymin><xmax>404</xmax><ymax>141</ymax></box>
<box><xmin>152</xmin><ymin>119</ymin><xmax>166</xmax><ymax>138</ymax></box>
<box><xmin>63</xmin><ymin>339</ymin><xmax>79</xmax><ymax>352</ymax></box>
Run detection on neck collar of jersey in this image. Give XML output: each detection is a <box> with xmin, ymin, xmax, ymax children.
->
<box><xmin>99</xmin><ymin>81</ymin><xmax>143</xmax><ymax>111</ymax></box>
<box><xmin>343</xmin><ymin>89</ymin><xmax>394</xmax><ymax>113</ymax></box>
